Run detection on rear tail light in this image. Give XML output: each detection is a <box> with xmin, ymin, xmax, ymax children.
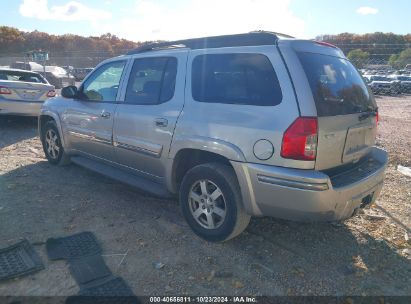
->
<box><xmin>0</xmin><ymin>86</ymin><xmax>12</xmax><ymax>94</ymax></box>
<box><xmin>376</xmin><ymin>111</ymin><xmax>379</xmax><ymax>124</ymax></box>
<box><xmin>281</xmin><ymin>117</ymin><xmax>318</xmax><ymax>161</ymax></box>
<box><xmin>47</xmin><ymin>90</ymin><xmax>56</xmax><ymax>97</ymax></box>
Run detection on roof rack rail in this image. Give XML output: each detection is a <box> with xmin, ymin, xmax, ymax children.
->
<box><xmin>127</xmin><ymin>31</ymin><xmax>291</xmax><ymax>55</ymax></box>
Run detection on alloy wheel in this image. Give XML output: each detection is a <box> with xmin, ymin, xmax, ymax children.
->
<box><xmin>188</xmin><ymin>179</ymin><xmax>227</xmax><ymax>229</ymax></box>
<box><xmin>45</xmin><ymin>129</ymin><xmax>60</xmax><ymax>160</ymax></box>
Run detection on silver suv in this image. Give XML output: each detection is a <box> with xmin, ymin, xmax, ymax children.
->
<box><xmin>39</xmin><ymin>32</ymin><xmax>388</xmax><ymax>242</ymax></box>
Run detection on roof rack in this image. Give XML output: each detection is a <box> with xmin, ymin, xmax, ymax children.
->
<box><xmin>127</xmin><ymin>31</ymin><xmax>293</xmax><ymax>55</ymax></box>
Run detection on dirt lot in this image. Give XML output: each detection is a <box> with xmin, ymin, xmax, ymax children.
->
<box><xmin>0</xmin><ymin>95</ymin><xmax>410</xmax><ymax>297</ymax></box>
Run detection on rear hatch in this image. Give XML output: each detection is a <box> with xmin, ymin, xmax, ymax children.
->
<box><xmin>296</xmin><ymin>49</ymin><xmax>378</xmax><ymax>170</ymax></box>
<box><xmin>0</xmin><ymin>80</ymin><xmax>54</xmax><ymax>102</ymax></box>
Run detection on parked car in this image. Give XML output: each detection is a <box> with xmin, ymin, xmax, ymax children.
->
<box><xmin>38</xmin><ymin>66</ymin><xmax>76</xmax><ymax>89</ymax></box>
<box><xmin>398</xmin><ymin>69</ymin><xmax>411</xmax><ymax>75</ymax></box>
<box><xmin>62</xmin><ymin>65</ymin><xmax>74</xmax><ymax>76</ymax></box>
<box><xmin>73</xmin><ymin>68</ymin><xmax>94</xmax><ymax>81</ymax></box>
<box><xmin>10</xmin><ymin>61</ymin><xmax>44</xmax><ymax>71</ymax></box>
<box><xmin>39</xmin><ymin>32</ymin><xmax>388</xmax><ymax>242</ymax></box>
<box><xmin>0</xmin><ymin>68</ymin><xmax>55</xmax><ymax>116</ymax></box>
<box><xmin>364</xmin><ymin>75</ymin><xmax>401</xmax><ymax>95</ymax></box>
<box><xmin>387</xmin><ymin>75</ymin><xmax>411</xmax><ymax>93</ymax></box>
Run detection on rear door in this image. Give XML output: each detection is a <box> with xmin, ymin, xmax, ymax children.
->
<box><xmin>62</xmin><ymin>60</ymin><xmax>128</xmax><ymax>162</ymax></box>
<box><xmin>279</xmin><ymin>41</ymin><xmax>378</xmax><ymax>170</ymax></box>
<box><xmin>297</xmin><ymin>52</ymin><xmax>377</xmax><ymax>170</ymax></box>
<box><xmin>113</xmin><ymin>50</ymin><xmax>188</xmax><ymax>179</ymax></box>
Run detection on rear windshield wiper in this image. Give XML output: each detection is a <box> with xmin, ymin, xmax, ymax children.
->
<box><xmin>358</xmin><ymin>109</ymin><xmax>378</xmax><ymax>121</ymax></box>
<box><xmin>323</xmin><ymin>97</ymin><xmax>344</xmax><ymax>103</ymax></box>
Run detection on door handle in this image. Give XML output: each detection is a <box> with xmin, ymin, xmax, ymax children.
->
<box><xmin>155</xmin><ymin>118</ymin><xmax>168</xmax><ymax>127</ymax></box>
<box><xmin>101</xmin><ymin>111</ymin><xmax>111</xmax><ymax>119</ymax></box>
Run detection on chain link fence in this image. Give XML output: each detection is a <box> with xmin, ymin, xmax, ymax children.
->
<box><xmin>330</xmin><ymin>42</ymin><xmax>411</xmax><ymax>96</ymax></box>
<box><xmin>0</xmin><ymin>50</ymin><xmax>128</xmax><ymax>89</ymax></box>
<box><xmin>355</xmin><ymin>59</ymin><xmax>411</xmax><ymax>96</ymax></box>
<box><xmin>1</xmin><ymin>45</ymin><xmax>411</xmax><ymax>95</ymax></box>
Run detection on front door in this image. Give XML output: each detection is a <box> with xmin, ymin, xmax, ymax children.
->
<box><xmin>113</xmin><ymin>51</ymin><xmax>188</xmax><ymax>180</ymax></box>
<box><xmin>62</xmin><ymin>60</ymin><xmax>128</xmax><ymax>162</ymax></box>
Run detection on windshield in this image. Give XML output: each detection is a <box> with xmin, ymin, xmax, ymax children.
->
<box><xmin>298</xmin><ymin>52</ymin><xmax>376</xmax><ymax>116</ymax></box>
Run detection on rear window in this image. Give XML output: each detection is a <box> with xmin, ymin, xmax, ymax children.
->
<box><xmin>298</xmin><ymin>52</ymin><xmax>376</xmax><ymax>116</ymax></box>
<box><xmin>125</xmin><ymin>57</ymin><xmax>177</xmax><ymax>105</ymax></box>
<box><xmin>192</xmin><ymin>53</ymin><xmax>282</xmax><ymax>106</ymax></box>
<box><xmin>0</xmin><ymin>70</ymin><xmax>46</xmax><ymax>84</ymax></box>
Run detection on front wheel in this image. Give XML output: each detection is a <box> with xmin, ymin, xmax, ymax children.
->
<box><xmin>179</xmin><ymin>163</ymin><xmax>250</xmax><ymax>242</ymax></box>
<box><xmin>41</xmin><ymin>120</ymin><xmax>70</xmax><ymax>165</ymax></box>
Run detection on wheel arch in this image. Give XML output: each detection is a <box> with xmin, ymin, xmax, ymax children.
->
<box><xmin>168</xmin><ymin>146</ymin><xmax>241</xmax><ymax>195</ymax></box>
<box><xmin>38</xmin><ymin>112</ymin><xmax>66</xmax><ymax>147</ymax></box>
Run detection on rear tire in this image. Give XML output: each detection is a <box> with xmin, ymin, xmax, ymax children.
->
<box><xmin>41</xmin><ymin>120</ymin><xmax>70</xmax><ymax>166</ymax></box>
<box><xmin>179</xmin><ymin>163</ymin><xmax>250</xmax><ymax>242</ymax></box>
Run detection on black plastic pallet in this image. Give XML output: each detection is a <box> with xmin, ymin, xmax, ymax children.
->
<box><xmin>46</xmin><ymin>232</ymin><xmax>102</xmax><ymax>260</ymax></box>
<box><xmin>0</xmin><ymin>239</ymin><xmax>44</xmax><ymax>281</ymax></box>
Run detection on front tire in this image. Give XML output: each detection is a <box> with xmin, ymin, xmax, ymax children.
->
<box><xmin>41</xmin><ymin>120</ymin><xmax>70</xmax><ymax>165</ymax></box>
<box><xmin>179</xmin><ymin>163</ymin><xmax>250</xmax><ymax>242</ymax></box>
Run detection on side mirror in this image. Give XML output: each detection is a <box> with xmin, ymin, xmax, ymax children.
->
<box><xmin>61</xmin><ymin>86</ymin><xmax>78</xmax><ymax>99</ymax></box>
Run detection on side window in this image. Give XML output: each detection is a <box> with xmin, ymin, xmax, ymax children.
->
<box><xmin>192</xmin><ymin>53</ymin><xmax>282</xmax><ymax>106</ymax></box>
<box><xmin>125</xmin><ymin>57</ymin><xmax>177</xmax><ymax>105</ymax></box>
<box><xmin>81</xmin><ymin>61</ymin><xmax>126</xmax><ymax>102</ymax></box>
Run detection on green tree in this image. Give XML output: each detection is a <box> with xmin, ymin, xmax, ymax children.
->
<box><xmin>318</xmin><ymin>32</ymin><xmax>410</xmax><ymax>61</ymax></box>
<box><xmin>389</xmin><ymin>48</ymin><xmax>411</xmax><ymax>69</ymax></box>
<box><xmin>347</xmin><ymin>49</ymin><xmax>370</xmax><ymax>68</ymax></box>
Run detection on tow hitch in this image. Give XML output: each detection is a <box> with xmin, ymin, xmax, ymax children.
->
<box><xmin>360</xmin><ymin>192</ymin><xmax>374</xmax><ymax>209</ymax></box>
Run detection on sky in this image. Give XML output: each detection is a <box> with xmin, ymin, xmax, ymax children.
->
<box><xmin>0</xmin><ymin>0</ymin><xmax>410</xmax><ymax>41</ymax></box>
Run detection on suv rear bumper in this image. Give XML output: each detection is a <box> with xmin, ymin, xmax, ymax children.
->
<box><xmin>0</xmin><ymin>100</ymin><xmax>43</xmax><ymax>116</ymax></box>
<box><xmin>231</xmin><ymin>147</ymin><xmax>388</xmax><ymax>221</ymax></box>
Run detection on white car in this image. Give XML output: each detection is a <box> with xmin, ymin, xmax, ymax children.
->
<box><xmin>0</xmin><ymin>68</ymin><xmax>55</xmax><ymax>116</ymax></box>
<box><xmin>388</xmin><ymin>75</ymin><xmax>411</xmax><ymax>93</ymax></box>
<box><xmin>364</xmin><ymin>75</ymin><xmax>401</xmax><ymax>95</ymax></box>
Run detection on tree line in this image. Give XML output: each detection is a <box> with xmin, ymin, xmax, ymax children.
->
<box><xmin>1</xmin><ymin>27</ymin><xmax>410</xmax><ymax>68</ymax></box>
<box><xmin>0</xmin><ymin>26</ymin><xmax>140</xmax><ymax>58</ymax></box>
<box><xmin>320</xmin><ymin>32</ymin><xmax>411</xmax><ymax>69</ymax></box>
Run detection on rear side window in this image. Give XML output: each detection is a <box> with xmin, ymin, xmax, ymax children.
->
<box><xmin>192</xmin><ymin>53</ymin><xmax>282</xmax><ymax>106</ymax></box>
<box><xmin>0</xmin><ymin>71</ymin><xmax>46</xmax><ymax>83</ymax></box>
<box><xmin>298</xmin><ymin>52</ymin><xmax>376</xmax><ymax>116</ymax></box>
<box><xmin>125</xmin><ymin>57</ymin><xmax>177</xmax><ymax>105</ymax></box>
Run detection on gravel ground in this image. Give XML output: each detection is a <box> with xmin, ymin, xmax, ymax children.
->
<box><xmin>0</xmin><ymin>95</ymin><xmax>410</xmax><ymax>297</ymax></box>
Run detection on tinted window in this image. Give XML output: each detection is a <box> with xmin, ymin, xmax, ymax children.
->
<box><xmin>192</xmin><ymin>53</ymin><xmax>282</xmax><ymax>106</ymax></box>
<box><xmin>125</xmin><ymin>57</ymin><xmax>177</xmax><ymax>105</ymax></box>
<box><xmin>82</xmin><ymin>61</ymin><xmax>126</xmax><ymax>102</ymax></box>
<box><xmin>298</xmin><ymin>52</ymin><xmax>376</xmax><ymax>116</ymax></box>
